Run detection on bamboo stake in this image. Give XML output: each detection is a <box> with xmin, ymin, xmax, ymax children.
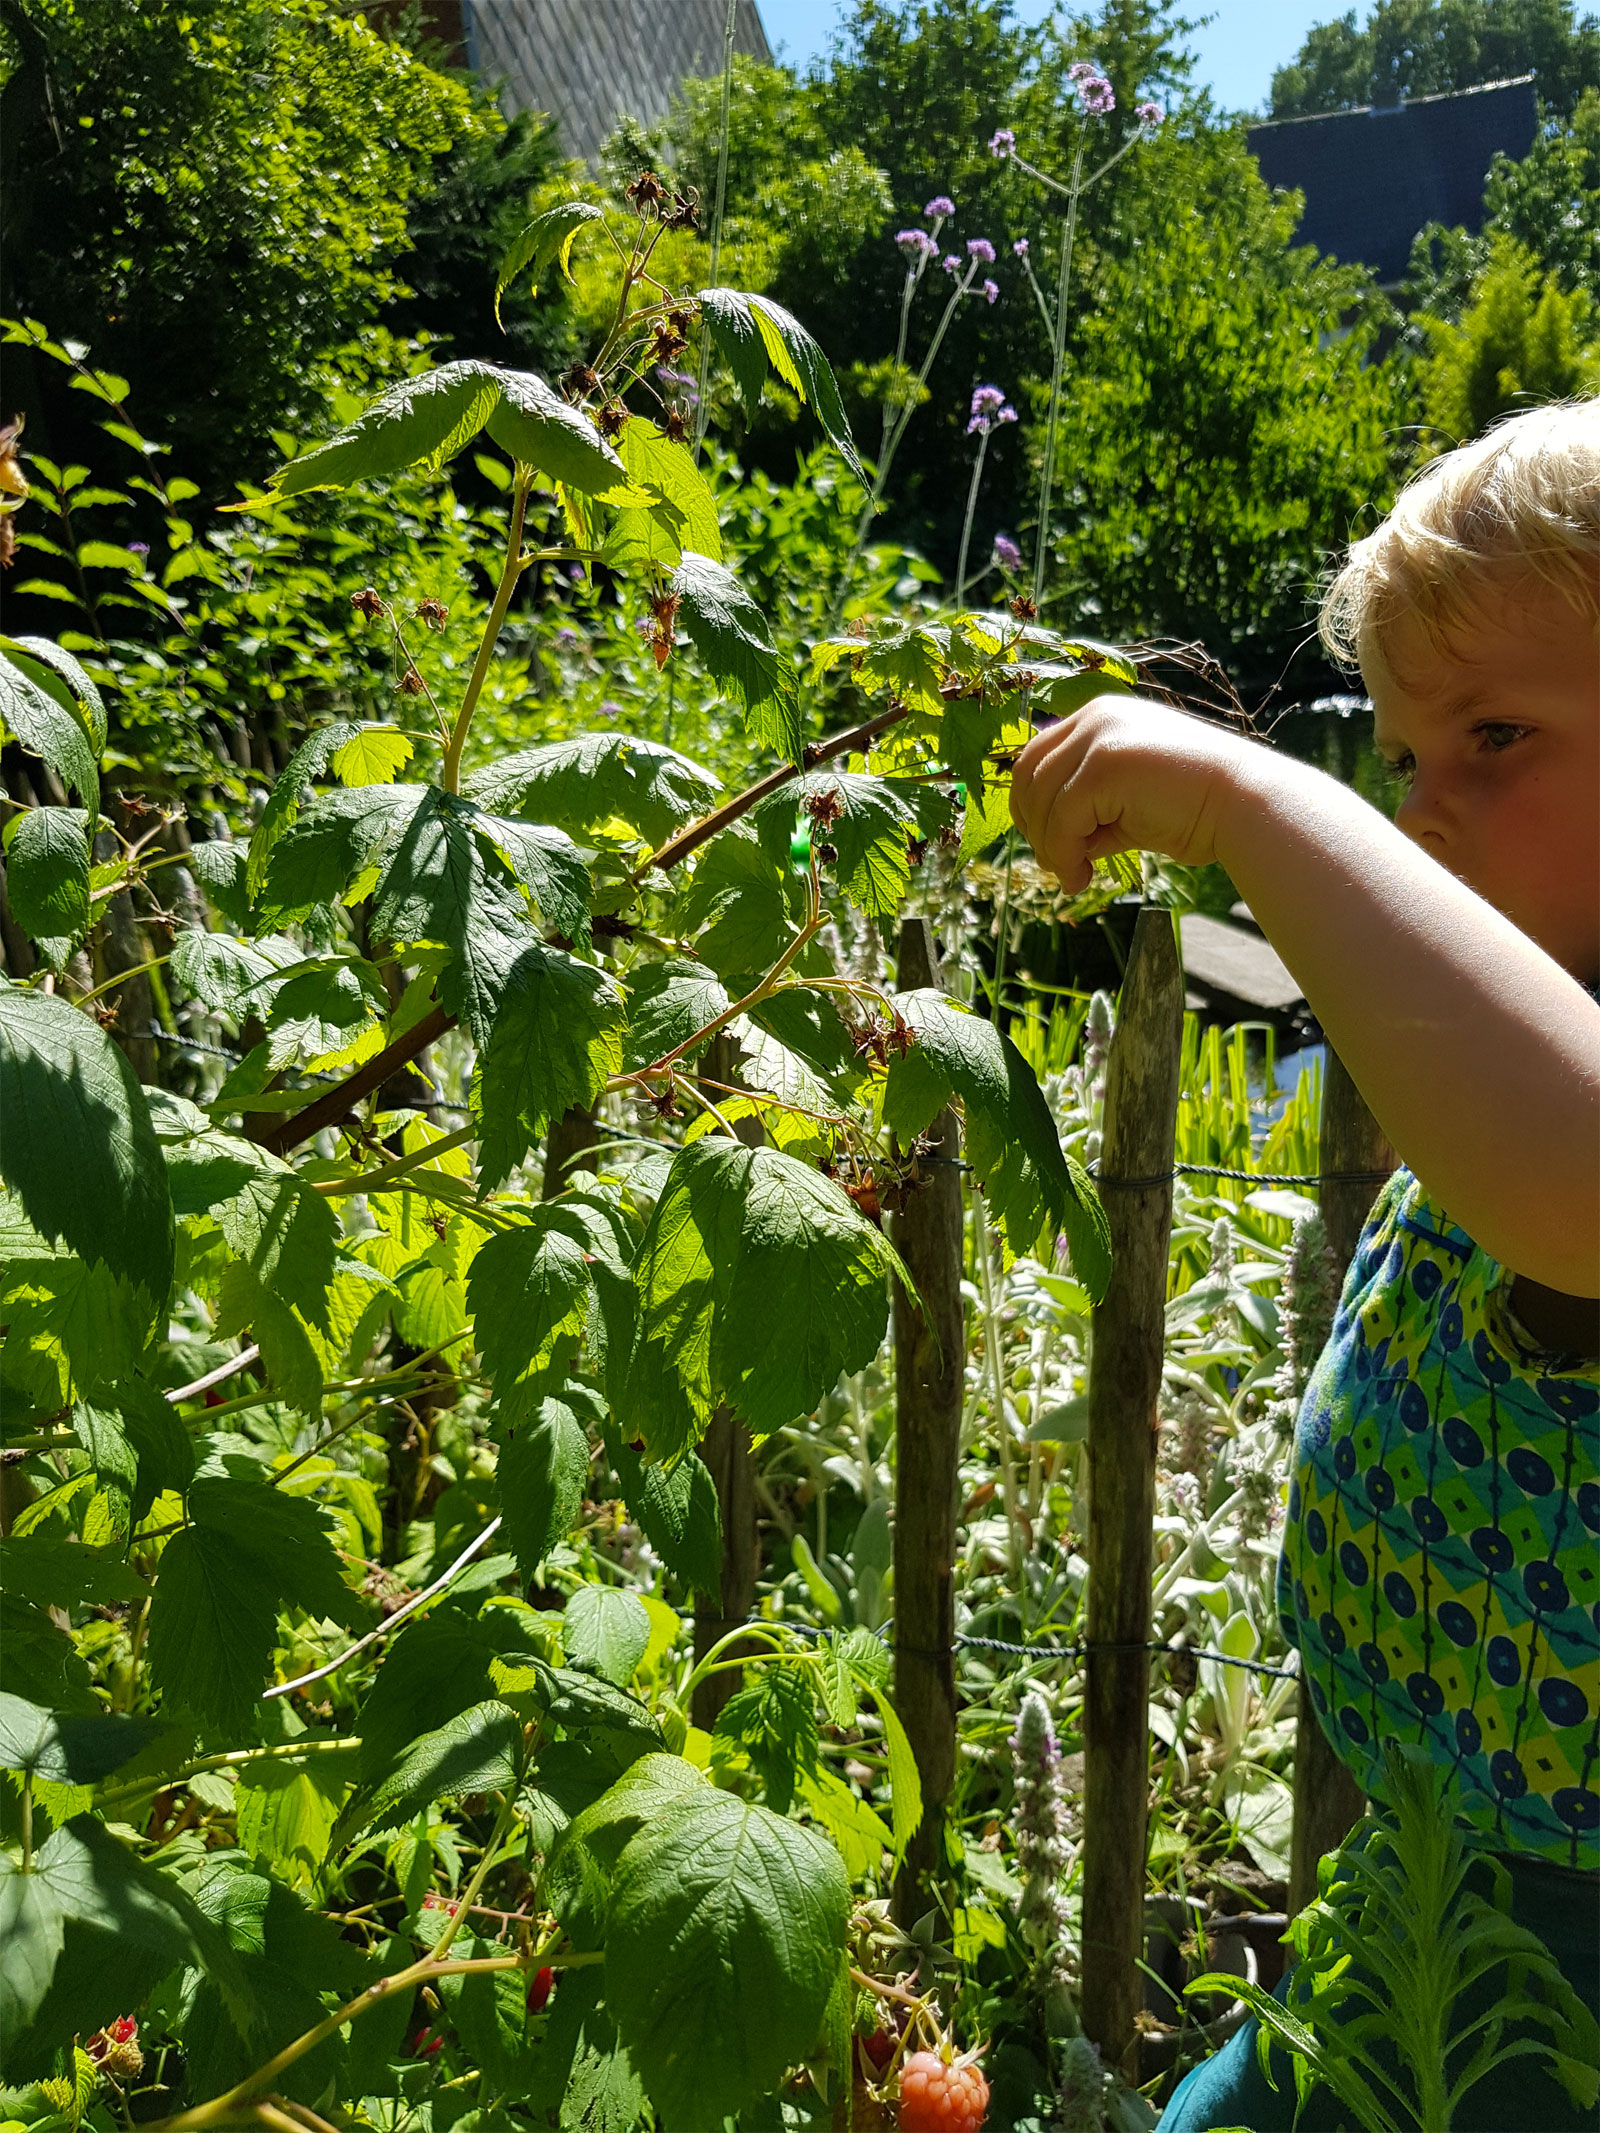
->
<box><xmin>888</xmin><ymin>916</ymin><xmax>965</xmax><ymax>1928</ymax></box>
<box><xmin>1287</xmin><ymin>1047</ymin><xmax>1396</xmax><ymax>1915</ymax></box>
<box><xmin>1081</xmin><ymin>906</ymin><xmax>1183</xmax><ymax>2075</ymax></box>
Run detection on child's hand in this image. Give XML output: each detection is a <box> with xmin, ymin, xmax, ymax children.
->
<box><xmin>1009</xmin><ymin>694</ymin><xmax>1249</xmax><ymax>889</ymax></box>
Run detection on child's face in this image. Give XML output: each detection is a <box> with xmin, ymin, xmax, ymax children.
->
<box><xmin>1365</xmin><ymin>585</ymin><xmax>1600</xmax><ymax>985</ymax></box>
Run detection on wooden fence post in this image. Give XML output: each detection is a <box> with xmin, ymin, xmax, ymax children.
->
<box><xmin>691</xmin><ymin>1032</ymin><xmax>765</xmax><ymax>1732</ymax></box>
<box><xmin>1287</xmin><ymin>1047</ymin><xmax>1397</xmax><ymax>1915</ymax></box>
<box><xmin>1082</xmin><ymin>907</ymin><xmax>1184</xmax><ymax>2076</ymax></box>
<box><xmin>889</xmin><ymin>916</ymin><xmax>966</xmax><ymax>1927</ymax></box>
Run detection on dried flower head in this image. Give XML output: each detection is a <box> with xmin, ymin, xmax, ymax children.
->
<box><xmin>350</xmin><ymin>586</ymin><xmax>385</xmax><ymax>621</ymax></box>
<box><xmin>663</xmin><ymin>405</ymin><xmax>690</xmax><ymax>444</ymax></box>
<box><xmin>398</xmin><ymin>665</ymin><xmax>426</xmax><ymax>697</ymax></box>
<box><xmin>646</xmin><ymin>590</ymin><xmax>681</xmax><ymax>669</ymax></box>
<box><xmin>596</xmin><ymin>401</ymin><xmax>629</xmax><ymax>441</ymax></box>
<box><xmin>661</xmin><ymin>189</ymin><xmax>699</xmax><ymax>232</ymax></box>
<box><xmin>414</xmin><ymin>595</ymin><xmax>449</xmax><ymax>631</ymax></box>
<box><xmin>625</xmin><ymin>168</ymin><xmax>667</xmax><ymax>208</ymax></box>
<box><xmin>561</xmin><ymin>361</ymin><xmax>600</xmax><ymax>401</ymax></box>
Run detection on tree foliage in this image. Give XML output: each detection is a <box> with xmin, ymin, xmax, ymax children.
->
<box><xmin>1270</xmin><ymin>0</ymin><xmax>1600</xmax><ymax>120</ymax></box>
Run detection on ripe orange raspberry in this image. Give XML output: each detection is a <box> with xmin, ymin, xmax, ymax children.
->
<box><xmin>896</xmin><ymin>2050</ymin><xmax>989</xmax><ymax>2133</ymax></box>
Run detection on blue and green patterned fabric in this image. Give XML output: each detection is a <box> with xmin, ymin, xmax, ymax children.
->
<box><xmin>1277</xmin><ymin>1166</ymin><xmax>1600</xmax><ymax>1869</ymax></box>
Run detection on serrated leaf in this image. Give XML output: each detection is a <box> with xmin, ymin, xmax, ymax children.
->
<box><xmin>353</xmin><ymin>1700</ymin><xmax>523</xmax><ymax>1840</ymax></box>
<box><xmin>0</xmin><ymin>1816</ymin><xmax>242</xmax><ymax>2058</ymax></box>
<box><xmin>498</xmin><ymin>1395</ymin><xmax>591</xmax><ymax>1578</ymax></box>
<box><xmin>215</xmin><ymin>1171</ymin><xmax>339</xmax><ymax>1327</ymax></box>
<box><xmin>170</xmin><ymin>929</ymin><xmax>299</xmax><ymax>1014</ymax></box>
<box><xmin>255</xmin><ymin>782</ymin><xmax>425</xmax><ymax>924</ymax></box>
<box><xmin>484</xmin><ymin>370</ymin><xmax>627</xmax><ymax>494</ymax></box>
<box><xmin>620</xmin><ymin>958</ymin><xmax>730</xmax><ymax>1072</ymax></box>
<box><xmin>469</xmin><ymin>1216</ymin><xmax>594</xmax><ymax>1390</ymax></box>
<box><xmin>605</xmin><ymin>418</ymin><xmax>722</xmax><ymax>567</ymax></box>
<box><xmin>370</xmin><ymin>787</ymin><xmax>537</xmax><ymax>1048</ymax></box>
<box><xmin>2</xmin><ymin>806</ymin><xmax>90</xmax><ymax>967</ymax></box>
<box><xmin>603</xmin><ymin>1431</ymin><xmax>723</xmax><ymax>1602</ymax></box>
<box><xmin>235</xmin><ymin>1755</ymin><xmax>351</xmax><ymax>1888</ymax></box>
<box><xmin>263</xmin><ymin>959</ymin><xmax>386</xmax><ymax>1071</ymax></box>
<box><xmin>145</xmin><ymin>1526</ymin><xmax>281</xmax><ymax>1736</ymax></box>
<box><xmin>495</xmin><ymin>199</ymin><xmax>606</xmax><ymax>318</ymax></box>
<box><xmin>671</xmin><ymin>551</ymin><xmax>800</xmax><ymax>763</ymax></box>
<box><xmin>330</xmin><ymin>724</ymin><xmax>414</xmax><ymax>788</ymax></box>
<box><xmin>213</xmin><ymin>1261</ymin><xmax>324</xmax><ymax>1414</ymax></box>
<box><xmin>563</xmin><ymin>1586</ymin><xmax>650</xmax><ymax>1688</ymax></box>
<box><xmin>698</xmin><ymin>289</ymin><xmax>864</xmax><ymax>482</ymax></box>
<box><xmin>604</xmin><ymin>1788</ymin><xmax>850</xmax><ymax>2124</ymax></box>
<box><xmin>246</xmin><ymin>722</ymin><xmax>363</xmax><ymax>899</ymax></box>
<box><xmin>0</xmin><ymin>1536</ymin><xmax>148</xmax><ymax>1611</ymax></box>
<box><xmin>752</xmin><ymin>771</ymin><xmax>918</xmax><ymax>918</ymax></box>
<box><xmin>476</xmin><ymin>942</ymin><xmax>627</xmax><ymax>1189</ymax></box>
<box><xmin>0</xmin><ymin>1693</ymin><xmax>161</xmax><ymax>1784</ymax></box>
<box><xmin>463</xmin><ymin>731</ymin><xmax>718</xmax><ymax>848</ymax></box>
<box><xmin>0</xmin><ymin>982</ymin><xmax>173</xmax><ymax>1308</ymax></box>
<box><xmin>3</xmin><ymin>635</ymin><xmax>106</xmax><ymax>750</ymax></box>
<box><xmin>473</xmin><ymin>813</ymin><xmax>590</xmax><ymax>940</ymax></box>
<box><xmin>882</xmin><ymin>988</ymin><xmax>1110</xmax><ymax>1291</ymax></box>
<box><xmin>620</xmin><ymin>1140</ymin><xmax>906</xmax><ymax>1456</ymax></box>
<box><xmin>674</xmin><ymin>833</ymin><xmax>794</xmax><ymax>984</ymax></box>
<box><xmin>712</xmin><ymin>1664</ymin><xmax>819</xmax><ymax>1814</ymax></box>
<box><xmin>262</xmin><ymin>361</ymin><xmax>503</xmax><ymax>498</ymax></box>
<box><xmin>188</xmin><ymin>1470</ymin><xmax>356</xmax><ymax>1626</ymax></box>
<box><xmin>0</xmin><ymin>643</ymin><xmax>98</xmax><ymax>808</ymax></box>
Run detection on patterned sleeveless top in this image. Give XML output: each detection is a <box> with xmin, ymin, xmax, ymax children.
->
<box><xmin>1277</xmin><ymin>1167</ymin><xmax>1600</xmax><ymax>1868</ymax></box>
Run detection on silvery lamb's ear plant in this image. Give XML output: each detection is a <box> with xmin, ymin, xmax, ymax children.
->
<box><xmin>0</xmin><ymin>165</ymin><xmax>1148</xmax><ymax>2127</ymax></box>
<box><xmin>1187</xmin><ymin>1746</ymin><xmax>1600</xmax><ymax>2133</ymax></box>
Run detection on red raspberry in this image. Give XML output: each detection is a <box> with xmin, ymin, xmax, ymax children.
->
<box><xmin>526</xmin><ymin>1967</ymin><xmax>554</xmax><ymax>2013</ymax></box>
<box><xmin>407</xmin><ymin>2027</ymin><xmax>443</xmax><ymax>2060</ymax></box>
<box><xmin>897</xmin><ymin>2051</ymin><xmax>989</xmax><ymax>2133</ymax></box>
<box><xmin>861</xmin><ymin>2026</ymin><xmax>896</xmax><ymax>2071</ymax></box>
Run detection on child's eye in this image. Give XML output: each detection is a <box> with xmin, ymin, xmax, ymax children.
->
<box><xmin>1384</xmin><ymin>751</ymin><xmax>1415</xmax><ymax>785</ymax></box>
<box><xmin>1475</xmin><ymin>722</ymin><xmax>1531</xmax><ymax>752</ymax></box>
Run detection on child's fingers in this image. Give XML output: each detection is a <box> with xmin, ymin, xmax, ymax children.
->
<box><xmin>1011</xmin><ymin>716</ymin><xmax>1087</xmax><ymax>848</ymax></box>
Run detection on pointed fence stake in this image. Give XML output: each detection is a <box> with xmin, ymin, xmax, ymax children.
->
<box><xmin>1287</xmin><ymin>1046</ymin><xmax>1396</xmax><ymax>1914</ymax></box>
<box><xmin>1082</xmin><ymin>906</ymin><xmax>1184</xmax><ymax>2075</ymax></box>
<box><xmin>889</xmin><ymin>916</ymin><xmax>966</xmax><ymax>1926</ymax></box>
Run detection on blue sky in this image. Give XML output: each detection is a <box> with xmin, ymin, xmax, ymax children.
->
<box><xmin>758</xmin><ymin>1</ymin><xmax>1342</xmax><ymax>116</ymax></box>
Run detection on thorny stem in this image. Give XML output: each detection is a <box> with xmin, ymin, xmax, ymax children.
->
<box><xmin>431</xmin><ymin>1789</ymin><xmax>518</xmax><ymax>1961</ymax></box>
<box><xmin>441</xmin><ymin>472</ymin><xmax>532</xmax><ymax>794</ymax></box>
<box><xmin>264</xmin><ymin>1516</ymin><xmax>504</xmax><ymax>1699</ymax></box>
<box><xmin>954</xmin><ymin>427</ymin><xmax>991</xmax><ymax>609</ymax></box>
<box><xmin>638</xmin><ymin>703</ymin><xmax>908</xmax><ymax>879</ymax></box>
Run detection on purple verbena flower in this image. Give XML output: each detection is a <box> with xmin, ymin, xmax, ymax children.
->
<box><xmin>1136</xmin><ymin>100</ymin><xmax>1165</xmax><ymax>126</ymax></box>
<box><xmin>128</xmin><ymin>542</ymin><xmax>150</xmax><ymax>557</ymax></box>
<box><xmin>896</xmin><ymin>227</ymin><xmax>938</xmax><ymax>261</ymax></box>
<box><xmin>942</xmin><ymin>254</ymin><xmax>963</xmax><ymax>275</ymax></box>
<box><xmin>966</xmin><ymin>236</ymin><xmax>996</xmax><ymax>264</ymax></box>
<box><xmin>599</xmin><ymin>699</ymin><xmax>621</xmax><ymax>719</ymax></box>
<box><xmin>970</xmin><ymin>384</ymin><xmax>1007</xmax><ymax>419</ymax></box>
<box><xmin>555</xmin><ymin>625</ymin><xmax>579</xmax><ymax>646</ymax></box>
<box><xmin>982</xmin><ymin>278</ymin><xmax>999</xmax><ymax>304</ymax></box>
<box><xmin>924</xmin><ymin>194</ymin><xmax>955</xmax><ymax>219</ymax></box>
<box><xmin>993</xmin><ymin>533</ymin><xmax>1023</xmax><ymax>571</ymax></box>
<box><xmin>1012</xmin><ymin>236</ymin><xmax>1030</xmax><ymax>257</ymax></box>
<box><xmin>1069</xmin><ymin>59</ymin><xmax>1116</xmax><ymax>115</ymax></box>
<box><xmin>988</xmin><ymin>128</ymin><xmax>1015</xmax><ymax>158</ymax></box>
<box><xmin>997</xmin><ymin>402</ymin><xmax>1017</xmax><ymax>422</ymax></box>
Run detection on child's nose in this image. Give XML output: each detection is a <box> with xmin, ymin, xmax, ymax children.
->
<box><xmin>1395</xmin><ymin>773</ymin><xmax>1453</xmax><ymax>852</ymax></box>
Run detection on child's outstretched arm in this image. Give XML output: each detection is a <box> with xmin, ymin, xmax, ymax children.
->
<box><xmin>1011</xmin><ymin>696</ymin><xmax>1600</xmax><ymax>1297</ymax></box>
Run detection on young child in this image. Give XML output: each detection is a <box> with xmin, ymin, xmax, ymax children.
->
<box><xmin>1010</xmin><ymin>402</ymin><xmax>1599</xmax><ymax>2130</ymax></box>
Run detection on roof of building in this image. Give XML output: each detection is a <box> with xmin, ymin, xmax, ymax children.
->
<box><xmin>1246</xmin><ymin>75</ymin><xmax>1538</xmax><ymax>285</ymax></box>
<box><xmin>464</xmin><ymin>0</ymin><xmax>772</xmax><ymax>164</ymax></box>
<box><xmin>1179</xmin><ymin>912</ymin><xmax>1305</xmax><ymax>1013</ymax></box>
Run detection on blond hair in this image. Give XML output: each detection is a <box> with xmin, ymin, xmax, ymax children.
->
<box><xmin>1320</xmin><ymin>400</ymin><xmax>1600</xmax><ymax>672</ymax></box>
